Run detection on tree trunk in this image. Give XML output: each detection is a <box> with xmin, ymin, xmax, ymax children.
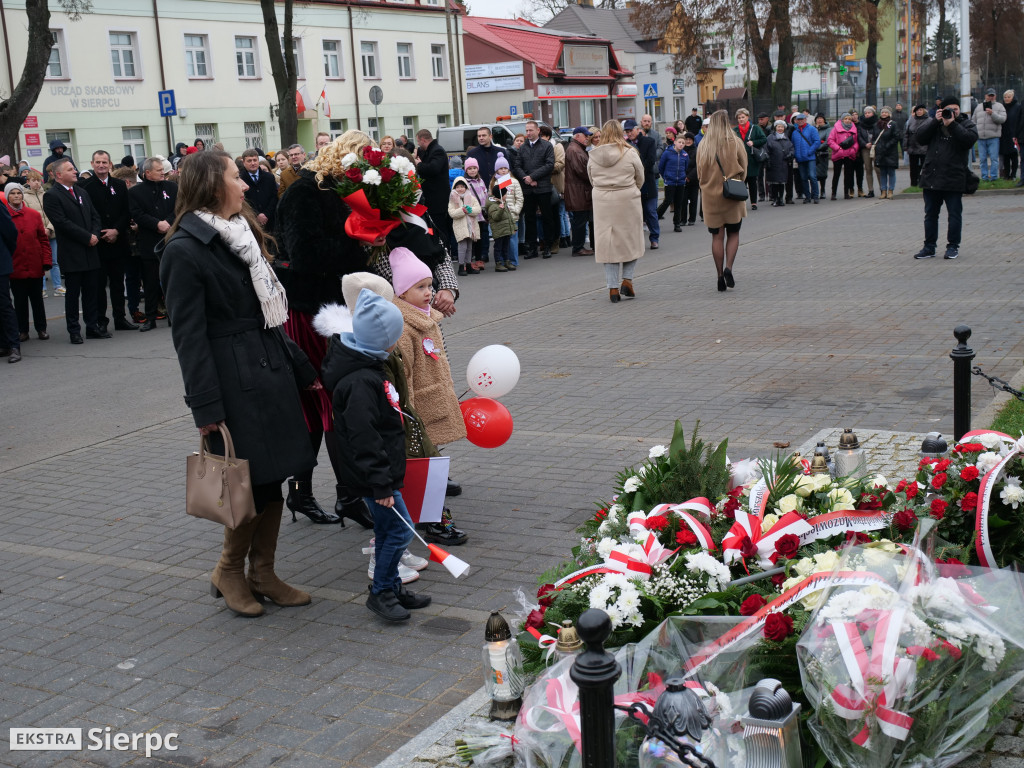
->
<box><xmin>0</xmin><ymin>0</ymin><xmax>55</xmax><ymax>163</ymax></box>
<box><xmin>864</xmin><ymin>0</ymin><xmax>880</xmax><ymax>106</ymax></box>
<box><xmin>937</xmin><ymin>0</ymin><xmax>945</xmax><ymax>95</ymax></box>
<box><xmin>773</xmin><ymin>0</ymin><xmax>794</xmax><ymax>105</ymax></box>
<box><xmin>260</xmin><ymin>0</ymin><xmax>298</xmax><ymax>147</ymax></box>
<box><xmin>743</xmin><ymin>0</ymin><xmax>775</xmax><ymax>100</ymax></box>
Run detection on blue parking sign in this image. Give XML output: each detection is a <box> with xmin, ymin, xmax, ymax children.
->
<box><xmin>158</xmin><ymin>90</ymin><xmax>176</xmax><ymax>117</ymax></box>
<box><xmin>510</xmin><ymin>106</ymin><xmax>518</xmax><ymax>115</ymax></box>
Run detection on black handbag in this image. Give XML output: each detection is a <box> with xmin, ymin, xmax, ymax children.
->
<box><xmin>965</xmin><ymin>169</ymin><xmax>980</xmax><ymax>195</ymax></box>
<box><xmin>716</xmin><ymin>155</ymin><xmax>748</xmax><ymax>201</ymax></box>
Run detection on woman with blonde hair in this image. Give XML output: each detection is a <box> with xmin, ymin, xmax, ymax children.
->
<box><xmin>696</xmin><ymin>110</ymin><xmax>748</xmax><ymax>292</ymax></box>
<box><xmin>587</xmin><ymin>119</ymin><xmax>644</xmax><ymax>303</ymax></box>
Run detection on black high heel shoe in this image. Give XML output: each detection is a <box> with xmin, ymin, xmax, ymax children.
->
<box><xmin>717</xmin><ymin>275</ymin><xmax>727</xmax><ymax>292</ymax></box>
<box><xmin>723</xmin><ymin>268</ymin><xmax>735</xmax><ymax>288</ymax></box>
<box><xmin>286</xmin><ymin>479</ymin><xmax>341</xmax><ymax>524</ymax></box>
<box><xmin>336</xmin><ymin>486</ymin><xmax>375</xmax><ymax>529</ymax></box>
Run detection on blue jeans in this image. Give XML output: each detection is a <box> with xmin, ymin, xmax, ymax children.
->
<box><xmin>642</xmin><ymin>196</ymin><xmax>659</xmax><ymax>243</ymax></box>
<box><xmin>42</xmin><ymin>238</ymin><xmax>62</xmax><ymax>291</ymax></box>
<box><xmin>798</xmin><ymin>160</ymin><xmax>819</xmax><ymax>199</ymax></box>
<box><xmin>364</xmin><ymin>490</ymin><xmax>415</xmax><ymax>594</ymax></box>
<box><xmin>978</xmin><ymin>138</ymin><xmax>1000</xmax><ymax>180</ymax></box>
<box><xmin>508</xmin><ymin>229</ymin><xmax>519</xmax><ymax>266</ymax></box>
<box><xmin>923</xmin><ymin>189</ymin><xmax>963</xmax><ymax>249</ymax></box>
<box><xmin>877</xmin><ymin>166</ymin><xmax>896</xmax><ymax>191</ymax></box>
<box><xmin>493</xmin><ymin>235</ymin><xmax>511</xmax><ymax>264</ymax></box>
<box><xmin>559</xmin><ymin>200</ymin><xmax>570</xmax><ymax>238</ymax></box>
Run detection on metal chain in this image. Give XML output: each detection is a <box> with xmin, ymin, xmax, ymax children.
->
<box><xmin>972</xmin><ymin>366</ymin><xmax>1024</xmax><ymax>401</ymax></box>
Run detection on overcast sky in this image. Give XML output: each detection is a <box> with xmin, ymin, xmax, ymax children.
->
<box><xmin>465</xmin><ymin>0</ymin><xmax>531</xmax><ymax>21</ymax></box>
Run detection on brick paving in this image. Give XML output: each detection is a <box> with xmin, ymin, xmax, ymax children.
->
<box><xmin>1</xmin><ymin>182</ymin><xmax>1023</xmax><ymax>766</ymax></box>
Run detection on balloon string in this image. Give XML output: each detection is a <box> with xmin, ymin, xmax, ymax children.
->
<box><xmin>458</xmin><ymin>389</ymin><xmax>471</xmax><ymax>400</ymax></box>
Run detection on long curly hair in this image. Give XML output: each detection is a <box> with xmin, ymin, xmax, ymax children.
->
<box><xmin>306</xmin><ymin>130</ymin><xmax>374</xmax><ymax>188</ymax></box>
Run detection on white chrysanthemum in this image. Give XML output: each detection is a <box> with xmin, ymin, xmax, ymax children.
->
<box><xmin>977</xmin><ymin>451</ymin><xmax>1002</xmax><ymax>476</ymax></box>
<box><xmin>911</xmin><ymin>577</ymin><xmax>968</xmax><ymax>617</ymax></box>
<box><xmin>617</xmin><ymin>590</ymin><xmax>641</xmax><ymax>613</ymax></box>
<box><xmin>589</xmin><ymin>584</ymin><xmax>611</xmax><ymax>608</ymax></box>
<box><xmin>598</xmin><ymin>520</ymin><xmax>614</xmax><ymax>535</ymax></box>
<box><xmin>362</xmin><ymin>168</ymin><xmax>382</xmax><ymax>186</ymax></box>
<box><xmin>1000</xmin><ymin>477</ymin><xmax>1024</xmax><ymax>509</ymax></box>
<box><xmin>978</xmin><ymin>432</ymin><xmax>1004</xmax><ymax>450</ymax></box>
<box><xmin>610</xmin><ymin>503</ymin><xmax>624</xmax><ymax>516</ymax></box>
<box><xmin>623</xmin><ymin>476</ymin><xmax>641</xmax><ymax>493</ymax></box>
<box><xmin>596</xmin><ymin>538</ymin><xmax>616</xmax><ymax>559</ymax></box>
<box><xmin>685</xmin><ymin>552</ymin><xmax>731</xmax><ymax>590</ymax></box>
<box><xmin>604</xmin><ymin>603</ymin><xmax>625</xmax><ymax>629</ymax></box>
<box><xmin>389</xmin><ymin>155</ymin><xmax>413</xmax><ymax>176</ymax></box>
<box><xmin>626</xmin><ymin>611</ymin><xmax>644</xmax><ymax>627</ymax></box>
<box><xmin>604</xmin><ymin>572</ymin><xmax>630</xmax><ymax>590</ymax></box>
<box><xmin>341</xmin><ymin>152</ymin><xmax>359</xmax><ymax>168</ymax></box>
<box><xmin>648</xmin><ymin>444</ymin><xmax>667</xmax><ymax>459</ymax></box>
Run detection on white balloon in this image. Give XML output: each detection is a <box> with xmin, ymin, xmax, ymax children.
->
<box><xmin>466</xmin><ymin>345</ymin><xmax>520</xmax><ymax>398</ymax></box>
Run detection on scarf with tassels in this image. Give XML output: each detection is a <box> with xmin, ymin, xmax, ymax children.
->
<box><xmin>194</xmin><ymin>210</ymin><xmax>288</xmax><ymax>328</ymax></box>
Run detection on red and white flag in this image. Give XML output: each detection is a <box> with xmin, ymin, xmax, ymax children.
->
<box><xmin>295</xmin><ymin>84</ymin><xmax>311</xmax><ymax>115</ymax></box>
<box><xmin>401</xmin><ymin>456</ymin><xmax>448</xmax><ymax>524</ymax></box>
<box><xmin>496</xmin><ymin>175</ymin><xmax>512</xmax><ymax>190</ymax></box>
<box><xmin>319</xmin><ymin>85</ymin><xmax>331</xmax><ymax>118</ymax></box>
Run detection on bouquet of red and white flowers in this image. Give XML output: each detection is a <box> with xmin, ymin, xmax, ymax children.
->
<box><xmin>335</xmin><ymin>145</ymin><xmax>425</xmax><ymax>244</ymax></box>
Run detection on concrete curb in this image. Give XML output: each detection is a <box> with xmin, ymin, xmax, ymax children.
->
<box><xmin>893</xmin><ymin>186</ymin><xmax>1024</xmax><ymax>199</ymax></box>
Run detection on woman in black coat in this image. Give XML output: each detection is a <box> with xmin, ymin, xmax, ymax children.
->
<box><xmin>764</xmin><ymin>121</ymin><xmax>795</xmax><ymax>206</ymax></box>
<box><xmin>160</xmin><ymin>150</ymin><xmax>318</xmax><ymax>618</ymax></box>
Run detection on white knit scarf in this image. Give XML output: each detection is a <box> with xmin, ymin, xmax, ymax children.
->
<box><xmin>194</xmin><ymin>210</ymin><xmax>288</xmax><ymax>328</ymax></box>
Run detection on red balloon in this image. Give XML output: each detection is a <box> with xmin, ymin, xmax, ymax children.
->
<box><xmin>459</xmin><ymin>397</ymin><xmax>514</xmax><ymax>449</ymax></box>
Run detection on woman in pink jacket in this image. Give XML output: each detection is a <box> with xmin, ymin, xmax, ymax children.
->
<box><xmin>828</xmin><ymin>113</ymin><xmax>860</xmax><ymax>200</ymax></box>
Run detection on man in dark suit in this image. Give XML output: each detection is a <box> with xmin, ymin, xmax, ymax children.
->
<box><xmin>81</xmin><ymin>150</ymin><xmax>137</xmax><ymax>331</ymax></box>
<box><xmin>240</xmin><ymin>148</ymin><xmax>277</xmax><ymax>233</ymax></box>
<box><xmin>624</xmin><ymin>119</ymin><xmax>660</xmax><ymax>249</ymax></box>
<box><xmin>43</xmin><ymin>157</ymin><xmax>106</xmax><ymax>343</ymax></box>
<box><xmin>128</xmin><ymin>157</ymin><xmax>177</xmax><ymax>331</ymax></box>
<box><xmin>414</xmin><ymin>128</ymin><xmax>454</xmax><ymax>253</ymax></box>
<box><xmin>511</xmin><ymin>120</ymin><xmax>556</xmax><ymax>259</ymax></box>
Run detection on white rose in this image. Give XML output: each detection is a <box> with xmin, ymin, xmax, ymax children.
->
<box><xmin>793</xmin><ymin>475</ymin><xmax>815</xmax><ymax>498</ymax></box>
<box><xmin>826</xmin><ymin>487</ymin><xmax>855</xmax><ymax>511</ymax></box>
<box><xmin>800</xmin><ymin>589</ymin><xmax>827</xmax><ymax>611</ymax></box>
<box><xmin>872</xmin><ymin>474</ymin><xmax>889</xmax><ymax>489</ymax></box>
<box><xmin>781</xmin><ymin>575</ymin><xmax>803</xmax><ymax>592</ymax></box>
<box><xmin>776</xmin><ymin>494</ymin><xmax>800</xmax><ymax>515</ymax></box>
<box><xmin>648</xmin><ymin>444</ymin><xmax>667</xmax><ymax>459</ymax></box>
<box><xmin>341</xmin><ymin>152</ymin><xmax>359</xmax><ymax>169</ymax></box>
<box><xmin>793</xmin><ymin>557</ymin><xmax>815</xmax><ymax>577</ymax></box>
<box><xmin>861</xmin><ymin>547</ymin><xmax>894</xmax><ymax>568</ymax></box>
<box><xmin>813</xmin><ymin>551</ymin><xmax>840</xmax><ymax>573</ymax></box>
<box><xmin>623</xmin><ymin>476</ymin><xmax>641</xmax><ymax>493</ymax></box>
<box><xmin>362</xmin><ymin>168</ymin><xmax>382</xmax><ymax>186</ymax></box>
<box><xmin>811</xmin><ymin>473</ymin><xmax>833</xmax><ymax>492</ymax></box>
<box><xmin>761</xmin><ymin>513</ymin><xmax>780</xmax><ymax>533</ymax></box>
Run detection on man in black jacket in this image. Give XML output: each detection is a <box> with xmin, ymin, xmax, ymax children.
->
<box><xmin>128</xmin><ymin>157</ymin><xmax>177</xmax><ymax>330</ymax></box>
<box><xmin>625</xmin><ymin>119</ymin><xmax>660</xmax><ymax>248</ymax></box>
<box><xmin>241</xmin><ymin>148</ymin><xmax>278</xmax><ymax>233</ymax></box>
<box><xmin>0</xmin><ymin>202</ymin><xmax>20</xmax><ymax>362</ymax></box>
<box><xmin>511</xmin><ymin>120</ymin><xmax>556</xmax><ymax>258</ymax></box>
<box><xmin>82</xmin><ymin>150</ymin><xmax>137</xmax><ymax>331</ymax></box>
<box><xmin>43</xmin><ymin>158</ymin><xmax>105</xmax><ymax>343</ymax></box>
<box><xmin>913</xmin><ymin>98</ymin><xmax>979</xmax><ymax>261</ymax></box>
<box><xmin>414</xmin><ymin>129</ymin><xmax>453</xmax><ymax>253</ymax></box>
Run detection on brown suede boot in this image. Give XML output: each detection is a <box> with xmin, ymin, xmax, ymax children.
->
<box><xmin>620</xmin><ymin>279</ymin><xmax>635</xmax><ymax>298</ymax></box>
<box><xmin>246</xmin><ymin>500</ymin><xmax>312</xmax><ymax>607</ymax></box>
<box><xmin>609</xmin><ymin>288</ymin><xmax>620</xmax><ymax>303</ymax></box>
<box><xmin>211</xmin><ymin>516</ymin><xmax>264</xmax><ymax>617</ymax></box>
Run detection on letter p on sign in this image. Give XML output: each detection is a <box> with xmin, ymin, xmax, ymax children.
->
<box><xmin>158</xmin><ymin>90</ymin><xmax>176</xmax><ymax>117</ymax></box>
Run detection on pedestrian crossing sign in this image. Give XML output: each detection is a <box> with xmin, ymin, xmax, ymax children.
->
<box><xmin>643</xmin><ymin>83</ymin><xmax>658</xmax><ymax>99</ymax></box>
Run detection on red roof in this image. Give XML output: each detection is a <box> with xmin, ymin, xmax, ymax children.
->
<box><xmin>463</xmin><ymin>16</ymin><xmax>629</xmax><ymax>78</ymax></box>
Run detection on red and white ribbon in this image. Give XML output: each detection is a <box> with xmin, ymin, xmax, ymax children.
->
<box><xmin>526</xmin><ymin>625</ymin><xmax>559</xmax><ymax>663</ymax></box>
<box><xmin>606</xmin><ymin>546</ymin><xmax>654</xmax><ymax>580</ymax></box>
<box><xmin>722</xmin><ymin>509</ymin><xmax>813</xmax><ymax>568</ymax></box>
<box><xmin>399</xmin><ymin>201</ymin><xmax>431</xmax><ymax>234</ymax></box>
<box><xmin>973</xmin><ymin>433</ymin><xmax>1024</xmax><ymax>567</ymax></box>
<box><xmin>831</xmin><ymin>607</ymin><xmax>915</xmax><ymax>747</ymax></box>
<box><xmin>519</xmin><ymin>673</ymin><xmax>582</xmax><ymax>750</ymax></box>
<box><xmin>748</xmin><ymin>479</ymin><xmax>770</xmax><ymax>518</ymax></box>
<box><xmin>649</xmin><ymin>501</ymin><xmax>717</xmax><ymax>551</ymax></box>
<box><xmin>798</xmin><ymin>509</ymin><xmax>887</xmax><ymax>545</ymax></box>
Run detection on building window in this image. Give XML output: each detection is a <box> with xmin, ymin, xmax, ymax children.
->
<box><xmin>109</xmin><ymin>32</ymin><xmax>139</xmax><ymax>79</ymax></box>
<box><xmin>437</xmin><ymin>114</ymin><xmax>449</xmax><ymax>129</ymax></box>
<box><xmin>403</xmin><ymin>115</ymin><xmax>416</xmax><ymax>137</ymax></box>
<box><xmin>707</xmin><ymin>43</ymin><xmax>726</xmax><ymax>63</ymax></box>
<box><xmin>361</xmin><ymin>41</ymin><xmax>379</xmax><ymax>79</ymax></box>
<box><xmin>396</xmin><ymin>43</ymin><xmax>413</xmax><ymax>79</ymax></box>
<box><xmin>673</xmin><ymin>97</ymin><xmax>686</xmax><ymax>122</ymax></box>
<box><xmin>649</xmin><ymin>62</ymin><xmax>657</xmax><ymax>74</ymax></box>
<box><xmin>841</xmin><ymin>43</ymin><xmax>854</xmax><ymax>56</ymax></box>
<box><xmin>323</xmin><ymin>40</ymin><xmax>342</xmax><ymax>79</ymax></box>
<box><xmin>367</xmin><ymin>117</ymin><xmax>380</xmax><ymax>142</ymax></box>
<box><xmin>235</xmin><ymin>36</ymin><xmax>259</xmax><ymax>78</ymax></box>
<box><xmin>46</xmin><ymin>29</ymin><xmax>68</xmax><ymax>79</ymax></box>
<box><xmin>644</xmin><ymin>97</ymin><xmax>664</xmax><ymax>124</ymax></box>
<box><xmin>281</xmin><ymin>36</ymin><xmax>304</xmax><ymax>79</ymax></box>
<box><xmin>195</xmin><ymin>123</ymin><xmax>217</xmax><ymax>146</ymax></box>
<box><xmin>122</xmin><ymin>127</ymin><xmax>146</xmax><ymax>160</ymax></box>
<box><xmin>431</xmin><ymin>44</ymin><xmax>446</xmax><ymax>79</ymax></box>
<box><xmin>244</xmin><ymin>122</ymin><xmax>265</xmax><ymax>150</ymax></box>
<box><xmin>552</xmin><ymin>100</ymin><xmax>569</xmax><ymax>129</ymax></box>
<box><xmin>423</xmin><ymin>0</ymin><xmax>440</xmax><ymax>4</ymax></box>
<box><xmin>45</xmin><ymin>131</ymin><xmax>72</xmax><ymax>164</ymax></box>
<box><xmin>184</xmin><ymin>34</ymin><xmax>210</xmax><ymax>78</ymax></box>
<box><xmin>329</xmin><ymin>119</ymin><xmax>348</xmax><ymax>138</ymax></box>
<box><xmin>580</xmin><ymin>99</ymin><xmax>595</xmax><ymax>126</ymax></box>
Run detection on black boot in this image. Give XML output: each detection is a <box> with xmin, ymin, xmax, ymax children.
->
<box><xmin>286</xmin><ymin>479</ymin><xmax>341</xmax><ymax>524</ymax></box>
<box><xmin>336</xmin><ymin>486</ymin><xmax>375</xmax><ymax>528</ymax></box>
<box><xmin>366</xmin><ymin>589</ymin><xmax>410</xmax><ymax>622</ymax></box>
<box><xmin>394</xmin><ymin>583</ymin><xmax>431</xmax><ymax>609</ymax></box>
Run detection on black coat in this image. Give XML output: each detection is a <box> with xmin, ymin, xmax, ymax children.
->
<box><xmin>159</xmin><ymin>212</ymin><xmax>317</xmax><ymax>486</ymax></box>
<box><xmin>765</xmin><ymin>133</ymin><xmax>795</xmax><ymax>184</ymax></box>
<box><xmin>871</xmin><ymin>120</ymin><xmax>900</xmax><ymax>168</ymax></box>
<box><xmin>631</xmin><ymin>134</ymin><xmax>658</xmax><ymax>199</ymax></box>
<box><xmin>512</xmin><ymin>137</ymin><xmax>555</xmax><ymax>194</ymax></box>
<box><xmin>275</xmin><ymin>171</ymin><xmax>374</xmax><ymax>314</ymax></box>
<box><xmin>242</xmin><ymin>167</ymin><xmax>279</xmax><ymax>232</ymax></box>
<box><xmin>1001</xmin><ymin>100</ymin><xmax>1021</xmax><ymax>155</ymax></box>
<box><xmin>416</xmin><ymin>139</ymin><xmax>452</xmax><ymax>220</ymax></box>
<box><xmin>466</xmin><ymin>142</ymin><xmax>508</xmax><ymax>186</ymax></box>
<box><xmin>0</xmin><ymin>201</ymin><xmax>16</xmax><ymax>276</ymax></box>
<box><xmin>128</xmin><ymin>178</ymin><xmax>177</xmax><ymax>260</ymax></box>
<box><xmin>80</xmin><ymin>174</ymin><xmax>132</xmax><ymax>259</ymax></box>
<box><xmin>918</xmin><ymin>114</ymin><xmax>980</xmax><ymax>192</ymax></box>
<box><xmin>321</xmin><ymin>336</ymin><xmax>406</xmax><ymax>499</ymax></box>
<box><xmin>42</xmin><ymin>184</ymin><xmax>101</xmax><ymax>273</ymax></box>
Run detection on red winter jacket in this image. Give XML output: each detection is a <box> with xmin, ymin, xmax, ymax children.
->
<box><xmin>7</xmin><ymin>203</ymin><xmax>52</xmax><ymax>279</ymax></box>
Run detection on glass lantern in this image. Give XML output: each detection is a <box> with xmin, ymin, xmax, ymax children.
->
<box><xmin>833</xmin><ymin>428</ymin><xmax>867</xmax><ymax>478</ymax></box>
<box><xmin>483</xmin><ymin>611</ymin><xmax>524</xmax><ymax>720</ymax></box>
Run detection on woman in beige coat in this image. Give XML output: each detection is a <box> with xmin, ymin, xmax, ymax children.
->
<box><xmin>697</xmin><ymin>110</ymin><xmax>748</xmax><ymax>292</ymax></box>
<box><xmin>587</xmin><ymin>120</ymin><xmax>645</xmax><ymax>303</ymax></box>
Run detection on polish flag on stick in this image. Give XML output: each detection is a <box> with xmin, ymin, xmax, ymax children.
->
<box><xmin>295</xmin><ymin>84</ymin><xmax>311</xmax><ymax>115</ymax></box>
<box><xmin>496</xmin><ymin>175</ymin><xmax>512</xmax><ymax>190</ymax></box>
<box><xmin>319</xmin><ymin>85</ymin><xmax>331</xmax><ymax>118</ymax></box>
<box><xmin>401</xmin><ymin>456</ymin><xmax>448</xmax><ymax>524</ymax></box>
<box><xmin>392</xmin><ymin>508</ymin><xmax>471</xmax><ymax>579</ymax></box>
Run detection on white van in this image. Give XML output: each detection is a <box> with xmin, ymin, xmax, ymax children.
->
<box><xmin>436</xmin><ymin>121</ymin><xmax>557</xmax><ymax>158</ymax></box>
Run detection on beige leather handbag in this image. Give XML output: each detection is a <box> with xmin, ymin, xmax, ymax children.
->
<box><xmin>186</xmin><ymin>424</ymin><xmax>257</xmax><ymax>529</ymax></box>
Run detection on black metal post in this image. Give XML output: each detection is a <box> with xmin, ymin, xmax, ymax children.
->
<box><xmin>951</xmin><ymin>324</ymin><xmax>976</xmax><ymax>441</ymax></box>
<box><xmin>570</xmin><ymin>608</ymin><xmax>622</xmax><ymax>768</ymax></box>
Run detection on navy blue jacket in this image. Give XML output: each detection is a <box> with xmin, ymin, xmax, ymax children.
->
<box><xmin>0</xmin><ymin>201</ymin><xmax>17</xmax><ymax>276</ymax></box>
<box><xmin>791</xmin><ymin>123</ymin><xmax>822</xmax><ymax>162</ymax></box>
<box><xmin>657</xmin><ymin>146</ymin><xmax>689</xmax><ymax>186</ymax></box>
<box><xmin>631</xmin><ymin>134</ymin><xmax>658</xmax><ymax>199</ymax></box>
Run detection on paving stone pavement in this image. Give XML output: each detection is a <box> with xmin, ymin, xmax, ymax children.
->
<box><xmin>1</xmin><ymin>182</ymin><xmax>1023</xmax><ymax>767</ymax></box>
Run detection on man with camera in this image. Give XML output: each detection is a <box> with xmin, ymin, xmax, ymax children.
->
<box><xmin>913</xmin><ymin>97</ymin><xmax>978</xmax><ymax>261</ymax></box>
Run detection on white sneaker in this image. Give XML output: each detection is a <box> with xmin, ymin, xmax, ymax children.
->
<box><xmin>366</xmin><ymin>553</ymin><xmax>419</xmax><ymax>583</ymax></box>
<box><xmin>55</xmin><ymin>287</ymin><xmax>66</xmax><ymax>296</ymax></box>
<box><xmin>401</xmin><ymin>549</ymin><xmax>429</xmax><ymax>571</ymax></box>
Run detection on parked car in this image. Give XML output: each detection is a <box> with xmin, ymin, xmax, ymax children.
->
<box><xmin>437</xmin><ymin>120</ymin><xmax>559</xmax><ymax>158</ymax></box>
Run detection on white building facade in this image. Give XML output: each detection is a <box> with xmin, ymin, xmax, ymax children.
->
<box><xmin>0</xmin><ymin>0</ymin><xmax>466</xmax><ymax>164</ymax></box>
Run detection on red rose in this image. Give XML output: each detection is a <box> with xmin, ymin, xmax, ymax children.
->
<box><xmin>930</xmin><ymin>499</ymin><xmax>948</xmax><ymax>520</ymax></box>
<box><xmin>896</xmin><ymin>479</ymin><xmax>908</xmax><ymax>493</ymax></box>
<box><xmin>362</xmin><ymin>145</ymin><xmax>375</xmax><ymax>159</ymax></box>
<box><xmin>771</xmin><ymin>572</ymin><xmax>786</xmax><ymax>588</ymax></box>
<box><xmin>739</xmin><ymin>594</ymin><xmax>767</xmax><ymax>616</ymax></box>
<box><xmin>537</xmin><ymin>583</ymin><xmax>556</xmax><ymax>607</ymax></box>
<box><xmin>738</xmin><ymin>535</ymin><xmax>758</xmax><ymax>560</ymax></box>
<box><xmin>774</xmin><ymin>534</ymin><xmax>800</xmax><ymax>560</ymax></box>
<box><xmin>906</xmin><ymin>482</ymin><xmax>919</xmax><ymax>499</ymax></box>
<box><xmin>919</xmin><ymin>457</ymin><xmax>935</xmax><ymax>470</ymax></box>
<box><xmin>379</xmin><ymin>166</ymin><xmax>397</xmax><ymax>182</ymax></box>
<box><xmin>961</xmin><ymin>491</ymin><xmax>978</xmax><ymax>511</ymax></box>
<box><xmin>894</xmin><ymin>509</ymin><xmax>917</xmax><ymax>532</ymax></box>
<box><xmin>936</xmin><ymin>557</ymin><xmax>971</xmax><ymax>578</ymax></box>
<box><xmin>763</xmin><ymin>613</ymin><xmax>794</xmax><ymax>641</ymax></box>
<box><xmin>345</xmin><ymin>167</ymin><xmax>363</xmax><ymax>182</ymax></box>
<box><xmin>646</xmin><ymin>515</ymin><xmax>669</xmax><ymax>531</ymax></box>
<box><xmin>525</xmin><ymin>608</ymin><xmax>545</xmax><ymax>630</ymax></box>
<box><xmin>934</xmin><ymin>458</ymin><xmax>951</xmax><ymax>472</ymax></box>
<box><xmin>960</xmin><ymin>465</ymin><xmax>980</xmax><ymax>482</ymax></box>
<box><xmin>906</xmin><ymin>645</ymin><xmax>939</xmax><ymax>660</ymax></box>
<box><xmin>955</xmin><ymin>442</ymin><xmax>984</xmax><ymax>454</ymax></box>
<box><xmin>675</xmin><ymin>529</ymin><xmax>698</xmax><ymax>547</ymax></box>
<box><xmin>931</xmin><ymin>472</ymin><xmax>948</xmax><ymax>489</ymax></box>
<box><xmin>845</xmin><ymin>530</ymin><xmax>872</xmax><ymax>545</ymax></box>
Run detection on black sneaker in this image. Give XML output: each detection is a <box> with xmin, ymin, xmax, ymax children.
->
<box><xmin>367</xmin><ymin>589</ymin><xmax>410</xmax><ymax>622</ymax></box>
<box><xmin>944</xmin><ymin>246</ymin><xmax>959</xmax><ymax>260</ymax></box>
<box><xmin>393</xmin><ymin>583</ymin><xmax>431</xmax><ymax>609</ymax></box>
<box><xmin>913</xmin><ymin>248</ymin><xmax>937</xmax><ymax>260</ymax></box>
